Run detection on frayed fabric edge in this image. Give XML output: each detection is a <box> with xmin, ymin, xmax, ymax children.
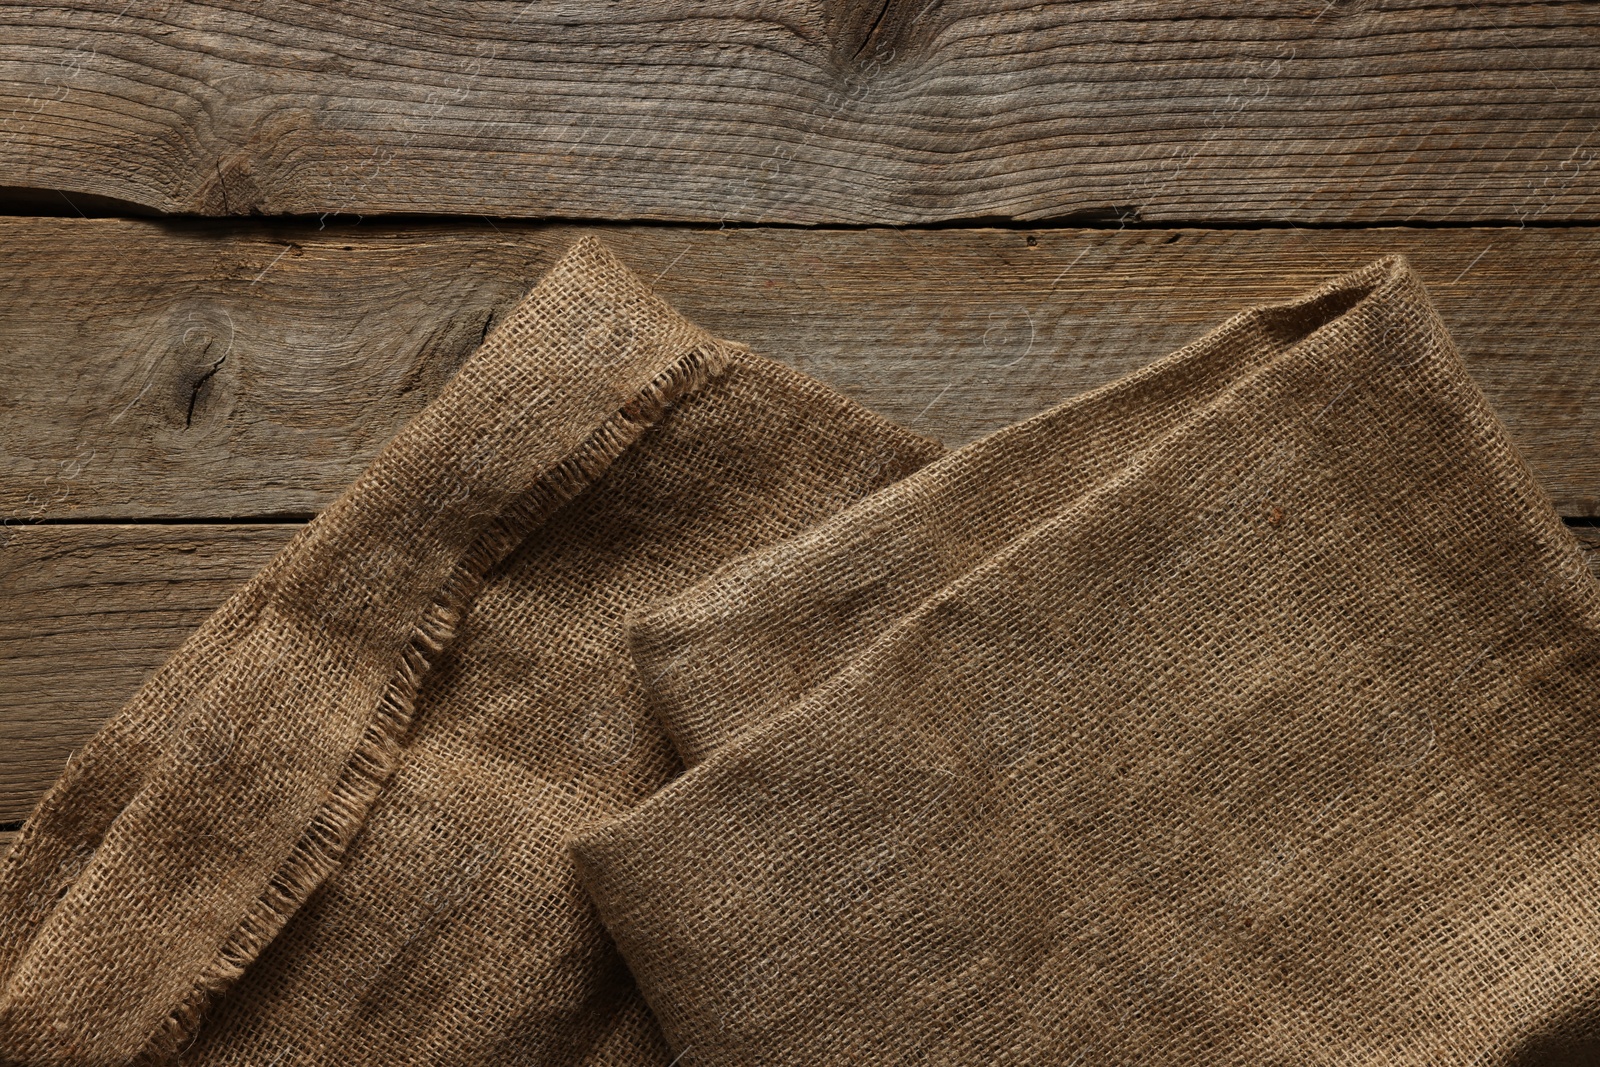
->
<box><xmin>137</xmin><ymin>338</ymin><xmax>738</xmax><ymax>1064</ymax></box>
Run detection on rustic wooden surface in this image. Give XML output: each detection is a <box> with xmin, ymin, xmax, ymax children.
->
<box><xmin>3</xmin><ymin>219</ymin><xmax>1598</xmax><ymax>522</ymax></box>
<box><xmin>0</xmin><ymin>3</ymin><xmax>1596</xmax><ymax>848</ymax></box>
<box><xmin>0</xmin><ymin>2</ymin><xmax>1597</xmax><ymax>224</ymax></box>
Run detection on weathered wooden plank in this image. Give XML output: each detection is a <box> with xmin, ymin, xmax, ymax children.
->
<box><xmin>0</xmin><ymin>1</ymin><xmax>1596</xmax><ymax>224</ymax></box>
<box><xmin>2</xmin><ymin>218</ymin><xmax>1597</xmax><ymax>518</ymax></box>
<box><xmin>0</xmin><ymin>522</ymin><xmax>1596</xmax><ymax>824</ymax></box>
<box><xmin>0</xmin><ymin>523</ymin><xmax>295</xmax><ymax>822</ymax></box>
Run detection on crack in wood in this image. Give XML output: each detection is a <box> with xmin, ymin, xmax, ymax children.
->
<box><xmin>853</xmin><ymin>0</ymin><xmax>894</xmax><ymax>59</ymax></box>
<box><xmin>184</xmin><ymin>343</ymin><xmax>228</xmax><ymax>430</ymax></box>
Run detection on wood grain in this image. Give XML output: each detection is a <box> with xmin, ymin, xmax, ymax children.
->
<box><xmin>1</xmin><ymin>218</ymin><xmax>1597</xmax><ymax>519</ymax></box>
<box><xmin>0</xmin><ymin>2</ymin><xmax>1596</xmax><ymax>224</ymax></box>
<box><xmin>0</xmin><ymin>523</ymin><xmax>295</xmax><ymax>821</ymax></box>
<box><xmin>1</xmin><ymin>521</ymin><xmax>1596</xmax><ymax>824</ymax></box>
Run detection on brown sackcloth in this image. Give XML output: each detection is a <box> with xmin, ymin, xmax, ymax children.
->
<box><xmin>0</xmin><ymin>236</ymin><xmax>943</xmax><ymax>1066</ymax></box>
<box><xmin>574</xmin><ymin>255</ymin><xmax>1600</xmax><ymax>1066</ymax></box>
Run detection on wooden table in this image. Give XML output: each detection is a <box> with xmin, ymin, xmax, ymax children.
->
<box><xmin>2</xmin><ymin>1</ymin><xmax>1598</xmax><ymax>856</ymax></box>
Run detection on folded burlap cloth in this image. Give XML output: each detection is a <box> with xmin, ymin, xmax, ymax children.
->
<box><xmin>0</xmin><ymin>237</ymin><xmax>942</xmax><ymax>1066</ymax></box>
<box><xmin>574</xmin><ymin>255</ymin><xmax>1600</xmax><ymax>1065</ymax></box>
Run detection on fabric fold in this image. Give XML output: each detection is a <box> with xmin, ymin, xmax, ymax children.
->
<box><xmin>626</xmin><ymin>258</ymin><xmax>1397</xmax><ymax>768</ymax></box>
<box><xmin>574</xmin><ymin>255</ymin><xmax>1600</xmax><ymax>1065</ymax></box>
<box><xmin>0</xmin><ymin>236</ymin><xmax>943</xmax><ymax>1066</ymax></box>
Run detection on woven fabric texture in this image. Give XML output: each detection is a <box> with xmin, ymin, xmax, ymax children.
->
<box><xmin>0</xmin><ymin>237</ymin><xmax>942</xmax><ymax>1066</ymax></box>
<box><xmin>574</xmin><ymin>256</ymin><xmax>1600</xmax><ymax>1066</ymax></box>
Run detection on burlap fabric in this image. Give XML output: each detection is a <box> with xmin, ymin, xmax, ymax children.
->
<box><xmin>574</xmin><ymin>255</ymin><xmax>1600</xmax><ymax>1065</ymax></box>
<box><xmin>0</xmin><ymin>236</ymin><xmax>942</xmax><ymax>1066</ymax></box>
